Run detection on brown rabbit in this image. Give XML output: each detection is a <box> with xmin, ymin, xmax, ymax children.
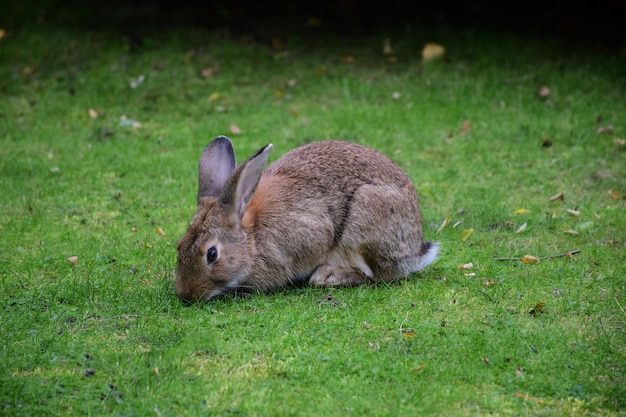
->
<box><xmin>176</xmin><ymin>136</ymin><xmax>438</xmax><ymax>301</ymax></box>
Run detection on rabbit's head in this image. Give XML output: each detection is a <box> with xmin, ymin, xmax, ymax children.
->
<box><xmin>175</xmin><ymin>136</ymin><xmax>272</xmax><ymax>302</ymax></box>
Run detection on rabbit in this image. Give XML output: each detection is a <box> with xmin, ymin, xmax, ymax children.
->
<box><xmin>175</xmin><ymin>136</ymin><xmax>438</xmax><ymax>301</ymax></box>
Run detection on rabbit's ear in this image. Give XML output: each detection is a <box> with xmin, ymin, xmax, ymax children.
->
<box><xmin>198</xmin><ymin>136</ymin><xmax>237</xmax><ymax>203</ymax></box>
<box><xmin>222</xmin><ymin>144</ymin><xmax>273</xmax><ymax>220</ymax></box>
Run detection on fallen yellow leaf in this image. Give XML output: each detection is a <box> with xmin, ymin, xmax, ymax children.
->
<box><xmin>460</xmin><ymin>228</ymin><xmax>474</xmax><ymax>241</ymax></box>
<box><xmin>521</xmin><ymin>255</ymin><xmax>540</xmax><ymax>264</ymax></box>
<box><xmin>422</xmin><ymin>43</ymin><xmax>445</xmax><ymax>62</ymax></box>
<box><xmin>208</xmin><ymin>92</ymin><xmax>220</xmax><ymax>102</ymax></box>
<box><xmin>436</xmin><ymin>216</ymin><xmax>451</xmax><ymax>233</ymax></box>
<box><xmin>155</xmin><ymin>226</ymin><xmax>166</xmax><ymax>236</ymax></box>
<box><xmin>514</xmin><ymin>209</ymin><xmax>530</xmax><ymax>214</ymax></box>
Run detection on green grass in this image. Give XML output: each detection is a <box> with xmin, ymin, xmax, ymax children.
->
<box><xmin>1</xmin><ymin>18</ymin><xmax>625</xmax><ymax>416</ymax></box>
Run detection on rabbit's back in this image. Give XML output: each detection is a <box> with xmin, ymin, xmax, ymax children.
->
<box><xmin>266</xmin><ymin>140</ymin><xmax>414</xmax><ymax>191</ymax></box>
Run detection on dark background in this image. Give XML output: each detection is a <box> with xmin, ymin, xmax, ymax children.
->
<box><xmin>2</xmin><ymin>0</ymin><xmax>625</xmax><ymax>47</ymax></box>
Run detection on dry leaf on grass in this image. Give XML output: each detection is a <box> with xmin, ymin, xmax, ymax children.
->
<box><xmin>607</xmin><ymin>190</ymin><xmax>619</xmax><ymax>200</ymax></box>
<box><xmin>271</xmin><ymin>36</ymin><xmax>283</xmax><ymax>50</ymax></box>
<box><xmin>458</xmin><ymin>262</ymin><xmax>473</xmax><ymax>270</ymax></box>
<box><xmin>155</xmin><ymin>227</ymin><xmax>166</xmax><ymax>236</ymax></box>
<box><xmin>208</xmin><ymin>92</ymin><xmax>220</xmax><ymax>102</ymax></box>
<box><xmin>229</xmin><ymin>124</ymin><xmax>241</xmax><ymax>135</ymax></box>
<box><xmin>422</xmin><ymin>43</ymin><xmax>445</xmax><ymax>62</ymax></box>
<box><xmin>529</xmin><ymin>302</ymin><xmax>545</xmax><ymax>315</ymax></box>
<box><xmin>537</xmin><ymin>86</ymin><xmax>551</xmax><ymax>98</ymax></box>
<box><xmin>22</xmin><ymin>66</ymin><xmax>38</xmax><ymax>75</ymax></box>
<box><xmin>88</xmin><ymin>108</ymin><xmax>98</xmax><ymax>119</ymax></box>
<box><xmin>200</xmin><ymin>67</ymin><xmax>215</xmax><ymax>78</ymax></box>
<box><xmin>549</xmin><ymin>192</ymin><xmax>564</xmax><ymax>201</ymax></box>
<box><xmin>596</xmin><ymin>125</ymin><xmax>613</xmax><ymax>134</ymax></box>
<box><xmin>119</xmin><ymin>115</ymin><xmax>141</xmax><ymax>129</ymax></box>
<box><xmin>460</xmin><ymin>120</ymin><xmax>471</xmax><ymax>133</ymax></box>
<box><xmin>566</xmin><ymin>208</ymin><xmax>580</xmax><ymax>216</ymax></box>
<box><xmin>460</xmin><ymin>228</ymin><xmax>474</xmax><ymax>241</ymax></box>
<box><xmin>382</xmin><ymin>38</ymin><xmax>394</xmax><ymax>55</ymax></box>
<box><xmin>514</xmin><ymin>208</ymin><xmax>530</xmax><ymax>214</ymax></box>
<box><xmin>521</xmin><ymin>255</ymin><xmax>541</xmax><ymax>264</ymax></box>
<box><xmin>437</xmin><ymin>216</ymin><xmax>451</xmax><ymax>233</ymax></box>
<box><xmin>67</xmin><ymin>256</ymin><xmax>78</xmax><ymax>264</ymax></box>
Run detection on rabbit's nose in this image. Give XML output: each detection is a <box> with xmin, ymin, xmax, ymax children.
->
<box><xmin>175</xmin><ymin>280</ymin><xmax>193</xmax><ymax>303</ymax></box>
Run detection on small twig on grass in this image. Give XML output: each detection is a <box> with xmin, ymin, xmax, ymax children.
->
<box><xmin>514</xmin><ymin>392</ymin><xmax>557</xmax><ymax>406</ymax></box>
<box><xmin>493</xmin><ymin>250</ymin><xmax>580</xmax><ymax>262</ymax></box>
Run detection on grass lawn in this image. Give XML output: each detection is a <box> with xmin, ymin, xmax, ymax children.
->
<box><xmin>1</xmin><ymin>8</ymin><xmax>625</xmax><ymax>416</ymax></box>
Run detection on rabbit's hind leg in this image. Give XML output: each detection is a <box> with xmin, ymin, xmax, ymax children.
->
<box><xmin>309</xmin><ymin>264</ymin><xmax>368</xmax><ymax>287</ymax></box>
<box><xmin>339</xmin><ymin>184</ymin><xmax>424</xmax><ymax>282</ymax></box>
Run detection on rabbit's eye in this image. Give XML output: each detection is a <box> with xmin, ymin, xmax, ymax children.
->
<box><xmin>206</xmin><ymin>246</ymin><xmax>218</xmax><ymax>264</ymax></box>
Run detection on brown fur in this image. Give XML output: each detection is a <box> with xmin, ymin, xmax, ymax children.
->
<box><xmin>176</xmin><ymin>138</ymin><xmax>438</xmax><ymax>302</ymax></box>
